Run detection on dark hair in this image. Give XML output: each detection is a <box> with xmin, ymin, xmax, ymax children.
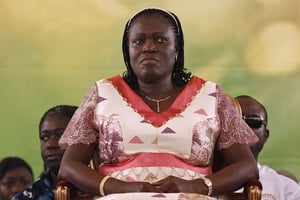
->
<box><xmin>122</xmin><ymin>7</ymin><xmax>192</xmax><ymax>90</ymax></box>
<box><xmin>235</xmin><ymin>95</ymin><xmax>268</xmax><ymax>125</ymax></box>
<box><xmin>38</xmin><ymin>105</ymin><xmax>78</xmax><ymax>139</ymax></box>
<box><xmin>0</xmin><ymin>157</ymin><xmax>33</xmax><ymax>180</ymax></box>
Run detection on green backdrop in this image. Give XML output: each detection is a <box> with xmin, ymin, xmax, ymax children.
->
<box><xmin>1</xmin><ymin>0</ymin><xmax>299</xmax><ymax>180</ymax></box>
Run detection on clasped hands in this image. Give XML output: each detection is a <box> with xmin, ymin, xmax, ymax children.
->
<box><xmin>152</xmin><ymin>175</ymin><xmax>201</xmax><ymax>193</ymax></box>
<box><xmin>106</xmin><ymin>175</ymin><xmax>206</xmax><ymax>194</ymax></box>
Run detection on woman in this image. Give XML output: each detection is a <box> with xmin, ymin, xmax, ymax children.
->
<box><xmin>13</xmin><ymin>105</ymin><xmax>77</xmax><ymax>200</ymax></box>
<box><xmin>0</xmin><ymin>157</ymin><xmax>33</xmax><ymax>200</ymax></box>
<box><xmin>58</xmin><ymin>8</ymin><xmax>259</xmax><ymax>199</ymax></box>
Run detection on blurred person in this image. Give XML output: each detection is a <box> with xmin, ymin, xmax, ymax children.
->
<box><xmin>0</xmin><ymin>157</ymin><xmax>33</xmax><ymax>200</ymax></box>
<box><xmin>58</xmin><ymin>8</ymin><xmax>259</xmax><ymax>200</ymax></box>
<box><xmin>277</xmin><ymin>169</ymin><xmax>299</xmax><ymax>184</ymax></box>
<box><xmin>13</xmin><ymin>105</ymin><xmax>77</xmax><ymax>200</ymax></box>
<box><xmin>236</xmin><ymin>95</ymin><xmax>300</xmax><ymax>199</ymax></box>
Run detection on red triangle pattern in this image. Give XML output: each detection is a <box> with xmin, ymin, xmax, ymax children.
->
<box><xmin>194</xmin><ymin>108</ymin><xmax>208</xmax><ymax>116</ymax></box>
<box><xmin>129</xmin><ymin>135</ymin><xmax>144</xmax><ymax>144</ymax></box>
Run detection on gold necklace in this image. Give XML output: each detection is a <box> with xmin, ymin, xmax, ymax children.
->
<box><xmin>140</xmin><ymin>89</ymin><xmax>176</xmax><ymax>113</ymax></box>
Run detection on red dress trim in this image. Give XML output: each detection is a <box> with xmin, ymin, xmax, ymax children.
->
<box><xmin>108</xmin><ymin>76</ymin><xmax>205</xmax><ymax>127</ymax></box>
<box><xmin>99</xmin><ymin>152</ymin><xmax>212</xmax><ymax>177</ymax></box>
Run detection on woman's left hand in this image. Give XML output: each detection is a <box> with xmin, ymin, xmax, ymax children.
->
<box><xmin>152</xmin><ymin>176</ymin><xmax>204</xmax><ymax>193</ymax></box>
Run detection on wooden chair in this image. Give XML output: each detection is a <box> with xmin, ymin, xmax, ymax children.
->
<box><xmin>55</xmin><ymin>151</ymin><xmax>100</xmax><ymax>200</ymax></box>
<box><xmin>55</xmin><ymin>95</ymin><xmax>262</xmax><ymax>200</ymax></box>
<box><xmin>56</xmin><ymin>158</ymin><xmax>262</xmax><ymax>200</ymax></box>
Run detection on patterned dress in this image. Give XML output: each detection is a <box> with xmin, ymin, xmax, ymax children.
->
<box><xmin>59</xmin><ymin>75</ymin><xmax>258</xmax><ymax>200</ymax></box>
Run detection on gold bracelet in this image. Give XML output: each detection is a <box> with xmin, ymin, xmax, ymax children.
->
<box><xmin>99</xmin><ymin>175</ymin><xmax>111</xmax><ymax>196</ymax></box>
<box><xmin>201</xmin><ymin>176</ymin><xmax>213</xmax><ymax>196</ymax></box>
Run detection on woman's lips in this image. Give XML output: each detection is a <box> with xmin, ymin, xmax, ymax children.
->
<box><xmin>45</xmin><ymin>154</ymin><xmax>62</xmax><ymax>161</ymax></box>
<box><xmin>141</xmin><ymin>58</ymin><xmax>158</xmax><ymax>64</ymax></box>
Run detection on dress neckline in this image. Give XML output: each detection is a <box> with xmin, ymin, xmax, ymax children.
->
<box><xmin>108</xmin><ymin>75</ymin><xmax>205</xmax><ymax>127</ymax></box>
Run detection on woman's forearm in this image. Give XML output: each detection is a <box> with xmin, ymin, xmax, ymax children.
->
<box><xmin>58</xmin><ymin>159</ymin><xmax>103</xmax><ymax>195</ymax></box>
<box><xmin>208</xmin><ymin>143</ymin><xmax>259</xmax><ymax>195</ymax></box>
<box><xmin>208</xmin><ymin>158</ymin><xmax>258</xmax><ymax>195</ymax></box>
<box><xmin>58</xmin><ymin>143</ymin><xmax>103</xmax><ymax>195</ymax></box>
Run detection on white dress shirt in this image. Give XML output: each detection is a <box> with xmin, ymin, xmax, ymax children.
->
<box><xmin>257</xmin><ymin>163</ymin><xmax>300</xmax><ymax>200</ymax></box>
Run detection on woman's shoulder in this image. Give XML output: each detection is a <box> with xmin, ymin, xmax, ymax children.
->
<box><xmin>191</xmin><ymin>75</ymin><xmax>220</xmax><ymax>88</ymax></box>
<box><xmin>94</xmin><ymin>75</ymin><xmax>123</xmax><ymax>85</ymax></box>
<box><xmin>95</xmin><ymin>75</ymin><xmax>121</xmax><ymax>81</ymax></box>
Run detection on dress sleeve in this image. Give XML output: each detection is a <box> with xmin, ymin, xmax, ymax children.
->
<box><xmin>59</xmin><ymin>83</ymin><xmax>99</xmax><ymax>149</ymax></box>
<box><xmin>216</xmin><ymin>85</ymin><xmax>258</xmax><ymax>150</ymax></box>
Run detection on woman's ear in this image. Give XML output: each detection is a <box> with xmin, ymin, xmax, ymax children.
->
<box><xmin>174</xmin><ymin>44</ymin><xmax>178</xmax><ymax>60</ymax></box>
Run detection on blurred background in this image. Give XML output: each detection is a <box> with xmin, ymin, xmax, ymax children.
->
<box><xmin>1</xmin><ymin>0</ymin><xmax>299</xmax><ymax>179</ymax></box>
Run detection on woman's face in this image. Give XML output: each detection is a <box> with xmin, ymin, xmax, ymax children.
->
<box><xmin>128</xmin><ymin>15</ymin><xmax>177</xmax><ymax>84</ymax></box>
<box><xmin>40</xmin><ymin>115</ymin><xmax>68</xmax><ymax>175</ymax></box>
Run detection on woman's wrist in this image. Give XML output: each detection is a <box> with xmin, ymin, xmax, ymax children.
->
<box><xmin>99</xmin><ymin>175</ymin><xmax>111</xmax><ymax>196</ymax></box>
<box><xmin>194</xmin><ymin>177</ymin><xmax>213</xmax><ymax>196</ymax></box>
<box><xmin>200</xmin><ymin>176</ymin><xmax>213</xmax><ymax>196</ymax></box>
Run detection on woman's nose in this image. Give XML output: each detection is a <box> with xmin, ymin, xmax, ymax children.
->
<box><xmin>143</xmin><ymin>39</ymin><xmax>157</xmax><ymax>52</ymax></box>
<box><xmin>46</xmin><ymin>135</ymin><xmax>59</xmax><ymax>147</ymax></box>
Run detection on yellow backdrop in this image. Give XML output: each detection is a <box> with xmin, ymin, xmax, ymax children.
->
<box><xmin>1</xmin><ymin>0</ymin><xmax>299</xmax><ymax>179</ymax></box>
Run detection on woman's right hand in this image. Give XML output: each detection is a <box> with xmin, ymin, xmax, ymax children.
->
<box><xmin>105</xmin><ymin>178</ymin><xmax>162</xmax><ymax>195</ymax></box>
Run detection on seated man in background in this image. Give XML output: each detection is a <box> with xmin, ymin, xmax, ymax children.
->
<box><xmin>277</xmin><ymin>169</ymin><xmax>299</xmax><ymax>184</ymax></box>
<box><xmin>13</xmin><ymin>105</ymin><xmax>77</xmax><ymax>200</ymax></box>
<box><xmin>0</xmin><ymin>157</ymin><xmax>34</xmax><ymax>200</ymax></box>
<box><xmin>236</xmin><ymin>95</ymin><xmax>300</xmax><ymax>199</ymax></box>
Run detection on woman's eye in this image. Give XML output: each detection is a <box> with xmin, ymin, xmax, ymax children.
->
<box><xmin>40</xmin><ymin>135</ymin><xmax>49</xmax><ymax>141</ymax></box>
<box><xmin>55</xmin><ymin>130</ymin><xmax>65</xmax><ymax>138</ymax></box>
<box><xmin>156</xmin><ymin>36</ymin><xmax>167</xmax><ymax>43</ymax></box>
<box><xmin>132</xmin><ymin>38</ymin><xmax>144</xmax><ymax>44</ymax></box>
